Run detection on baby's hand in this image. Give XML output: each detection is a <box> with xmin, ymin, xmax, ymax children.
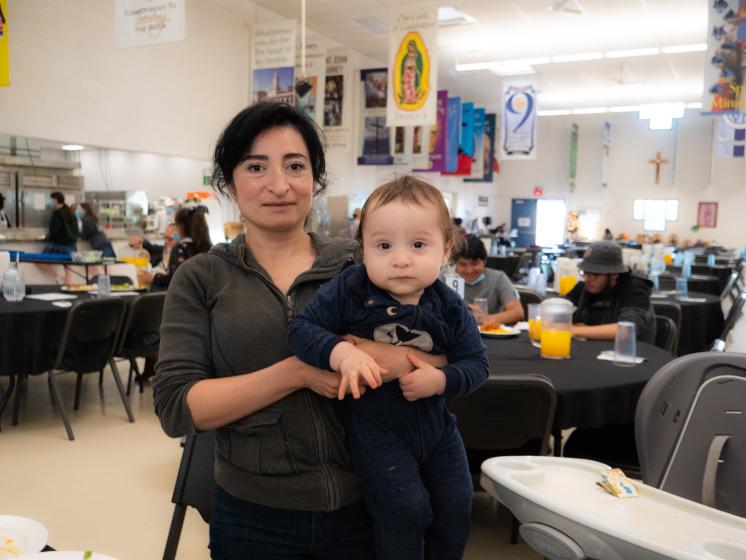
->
<box><xmin>398</xmin><ymin>353</ymin><xmax>446</xmax><ymax>401</ymax></box>
<box><xmin>338</xmin><ymin>348</ymin><xmax>385</xmax><ymax>400</ymax></box>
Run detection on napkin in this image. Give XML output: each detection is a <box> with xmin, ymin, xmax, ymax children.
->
<box><xmin>27</xmin><ymin>293</ymin><xmax>78</xmax><ymax>301</ymax></box>
<box><xmin>513</xmin><ymin>321</ymin><xmax>530</xmax><ymax>331</ymax></box>
<box><xmin>52</xmin><ymin>301</ymin><xmax>73</xmax><ymax>308</ymax></box>
<box><xmin>676</xmin><ymin>296</ymin><xmax>707</xmax><ymax>303</ymax></box>
<box><xmin>597</xmin><ymin>350</ymin><xmax>646</xmax><ymax>364</ymax></box>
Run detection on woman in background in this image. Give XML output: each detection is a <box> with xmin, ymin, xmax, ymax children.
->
<box><xmin>74</xmin><ymin>202</ymin><xmax>116</xmax><ymax>257</ymax></box>
<box><xmin>138</xmin><ymin>205</ymin><xmax>211</xmax><ymax>290</ymax></box>
<box><xmin>44</xmin><ymin>191</ymin><xmax>78</xmax><ymax>254</ymax></box>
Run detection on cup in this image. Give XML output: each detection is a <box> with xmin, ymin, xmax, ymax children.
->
<box><xmin>614</xmin><ymin>321</ymin><xmax>637</xmax><ymax>366</ymax></box>
<box><xmin>528</xmin><ymin>303</ymin><xmax>542</xmax><ymax>346</ymax></box>
<box><xmin>97</xmin><ymin>274</ymin><xmax>111</xmax><ymax>297</ymax></box>
<box><xmin>649</xmin><ymin>271</ymin><xmax>660</xmax><ymax>292</ymax></box>
<box><xmin>473</xmin><ymin>297</ymin><xmax>489</xmax><ymax>323</ymax></box>
<box><xmin>558</xmin><ymin>275</ymin><xmax>577</xmax><ymax>296</ymax></box>
<box><xmin>675</xmin><ymin>276</ymin><xmax>688</xmax><ymax>300</ymax></box>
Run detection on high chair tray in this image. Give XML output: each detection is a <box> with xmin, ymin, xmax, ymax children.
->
<box><xmin>480</xmin><ymin>456</ymin><xmax>746</xmax><ymax>560</ymax></box>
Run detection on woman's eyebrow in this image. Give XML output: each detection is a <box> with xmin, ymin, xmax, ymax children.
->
<box><xmin>240</xmin><ymin>154</ymin><xmax>268</xmax><ymax>162</ymax></box>
<box><xmin>283</xmin><ymin>153</ymin><xmax>308</xmax><ymax>160</ymax></box>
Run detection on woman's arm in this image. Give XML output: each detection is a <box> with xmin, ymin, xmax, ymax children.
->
<box><xmin>343</xmin><ymin>335</ymin><xmax>447</xmax><ymax>381</ymax></box>
<box><xmin>470</xmin><ymin>299</ymin><xmax>524</xmax><ymax>325</ymax></box>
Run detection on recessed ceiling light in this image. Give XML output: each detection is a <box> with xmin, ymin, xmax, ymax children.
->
<box><xmin>438</xmin><ymin>6</ymin><xmax>475</xmax><ymax>26</ymax></box>
<box><xmin>62</xmin><ymin>144</ymin><xmax>84</xmax><ymax>151</ymax></box>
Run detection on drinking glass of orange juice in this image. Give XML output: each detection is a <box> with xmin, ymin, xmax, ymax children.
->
<box><xmin>528</xmin><ymin>303</ymin><xmax>541</xmax><ymax>347</ymax></box>
<box><xmin>558</xmin><ymin>275</ymin><xmax>578</xmax><ymax>296</ymax></box>
<box><xmin>539</xmin><ymin>298</ymin><xmax>573</xmax><ymax>359</ymax></box>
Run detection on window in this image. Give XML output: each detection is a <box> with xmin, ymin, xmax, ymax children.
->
<box><xmin>632</xmin><ymin>199</ymin><xmax>679</xmax><ymax>232</ymax></box>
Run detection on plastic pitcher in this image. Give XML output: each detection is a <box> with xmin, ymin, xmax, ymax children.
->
<box><xmin>540</xmin><ymin>298</ymin><xmax>573</xmax><ymax>359</ymax></box>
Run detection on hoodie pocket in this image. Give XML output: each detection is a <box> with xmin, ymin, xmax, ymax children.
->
<box><xmin>228</xmin><ymin>407</ymin><xmax>298</xmax><ymax>475</ymax></box>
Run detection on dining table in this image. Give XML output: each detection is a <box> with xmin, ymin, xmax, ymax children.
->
<box><xmin>658</xmin><ymin>272</ymin><xmax>721</xmax><ymax>296</ymax></box>
<box><xmin>651</xmin><ymin>291</ymin><xmax>725</xmax><ymax>355</ymax></box>
<box><xmin>482</xmin><ymin>332</ymin><xmax>672</xmax><ymax>455</ymax></box>
<box><xmin>667</xmin><ymin>264</ymin><xmax>732</xmax><ymax>293</ymax></box>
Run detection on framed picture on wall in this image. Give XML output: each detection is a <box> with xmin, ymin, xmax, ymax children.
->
<box><xmin>697</xmin><ymin>202</ymin><xmax>718</xmax><ymax>228</ymax></box>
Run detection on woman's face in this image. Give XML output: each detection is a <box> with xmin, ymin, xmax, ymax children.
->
<box><xmin>230</xmin><ymin>126</ymin><xmax>314</xmax><ymax>235</ymax></box>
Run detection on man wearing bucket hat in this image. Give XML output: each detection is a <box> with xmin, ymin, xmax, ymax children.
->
<box><xmin>565</xmin><ymin>241</ymin><xmax>656</xmax><ymax>343</ymax></box>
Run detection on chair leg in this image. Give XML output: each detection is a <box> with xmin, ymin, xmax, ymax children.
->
<box><xmin>0</xmin><ymin>375</ymin><xmax>17</xmax><ymax>432</ymax></box>
<box><xmin>99</xmin><ymin>369</ymin><xmax>104</xmax><ymax>386</ymax></box>
<box><xmin>109</xmin><ymin>359</ymin><xmax>135</xmax><ymax>423</ymax></box>
<box><xmin>162</xmin><ymin>504</ymin><xmax>187</xmax><ymax>560</ymax></box>
<box><xmin>510</xmin><ymin>513</ymin><xmax>520</xmax><ymax>545</ymax></box>
<box><xmin>132</xmin><ymin>359</ymin><xmax>145</xmax><ymax>394</ymax></box>
<box><xmin>74</xmin><ymin>373</ymin><xmax>83</xmax><ymax>411</ymax></box>
<box><xmin>126</xmin><ymin>361</ymin><xmax>134</xmax><ymax>396</ymax></box>
<box><xmin>48</xmin><ymin>370</ymin><xmax>74</xmax><ymax>441</ymax></box>
<box><xmin>12</xmin><ymin>374</ymin><xmax>25</xmax><ymax>426</ymax></box>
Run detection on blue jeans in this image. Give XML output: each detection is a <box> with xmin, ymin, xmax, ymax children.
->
<box><xmin>209</xmin><ymin>486</ymin><xmax>375</xmax><ymax>560</ymax></box>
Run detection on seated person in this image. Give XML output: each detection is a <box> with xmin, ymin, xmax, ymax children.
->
<box><xmin>565</xmin><ymin>241</ymin><xmax>656</xmax><ymax>343</ymax></box>
<box><xmin>454</xmin><ymin>234</ymin><xmax>524</xmax><ymax>325</ymax></box>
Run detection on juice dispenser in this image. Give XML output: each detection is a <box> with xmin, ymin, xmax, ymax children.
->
<box><xmin>540</xmin><ymin>298</ymin><xmax>573</xmax><ymax>359</ymax></box>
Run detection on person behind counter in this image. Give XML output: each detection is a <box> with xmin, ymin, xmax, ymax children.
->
<box><xmin>453</xmin><ymin>234</ymin><xmax>524</xmax><ymax>325</ymax></box>
<box><xmin>0</xmin><ymin>193</ymin><xmax>11</xmax><ymax>229</ymax></box>
<box><xmin>44</xmin><ymin>191</ymin><xmax>78</xmax><ymax>254</ymax></box>
<box><xmin>137</xmin><ymin>206</ymin><xmax>211</xmax><ymax>290</ymax></box>
<box><xmin>73</xmin><ymin>203</ymin><xmax>115</xmax><ymax>258</ymax></box>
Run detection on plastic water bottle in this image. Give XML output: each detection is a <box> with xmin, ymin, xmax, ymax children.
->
<box><xmin>707</xmin><ymin>254</ymin><xmax>716</xmax><ymax>267</ymax></box>
<box><xmin>2</xmin><ymin>260</ymin><xmax>25</xmax><ymax>302</ymax></box>
<box><xmin>673</xmin><ymin>252</ymin><xmax>684</xmax><ymax>266</ymax></box>
<box><xmin>443</xmin><ymin>265</ymin><xmax>464</xmax><ymax>299</ymax></box>
<box><xmin>97</xmin><ymin>274</ymin><xmax>112</xmax><ymax>297</ymax></box>
<box><xmin>682</xmin><ymin>262</ymin><xmax>692</xmax><ymax>278</ymax></box>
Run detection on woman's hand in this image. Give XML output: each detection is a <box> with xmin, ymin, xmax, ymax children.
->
<box><xmin>298</xmin><ymin>362</ymin><xmax>344</xmax><ymax>399</ymax></box>
<box><xmin>398</xmin><ymin>353</ymin><xmax>446</xmax><ymax>401</ymax></box>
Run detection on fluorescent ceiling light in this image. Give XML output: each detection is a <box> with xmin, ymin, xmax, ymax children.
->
<box><xmin>537</xmin><ymin>110</ymin><xmax>571</xmax><ymax>116</ymax></box>
<box><xmin>438</xmin><ymin>6</ymin><xmax>475</xmax><ymax>25</ymax></box>
<box><xmin>687</xmin><ymin>102</ymin><xmax>703</xmax><ymax>109</ymax></box>
<box><xmin>661</xmin><ymin>43</ymin><xmax>707</xmax><ymax>54</ymax></box>
<box><xmin>62</xmin><ymin>144</ymin><xmax>84</xmax><ymax>151</ymax></box>
<box><xmin>490</xmin><ymin>64</ymin><xmax>536</xmax><ymax>76</ymax></box>
<box><xmin>605</xmin><ymin>47</ymin><xmax>660</xmax><ymax>58</ymax></box>
<box><xmin>552</xmin><ymin>52</ymin><xmax>603</xmax><ymax>63</ymax></box>
<box><xmin>608</xmin><ymin>105</ymin><xmax>642</xmax><ymax>113</ymax></box>
<box><xmin>504</xmin><ymin>57</ymin><xmax>552</xmax><ymax>66</ymax></box>
<box><xmin>571</xmin><ymin>107</ymin><xmax>608</xmax><ymax>114</ymax></box>
<box><xmin>455</xmin><ymin>62</ymin><xmax>498</xmax><ymax>71</ymax></box>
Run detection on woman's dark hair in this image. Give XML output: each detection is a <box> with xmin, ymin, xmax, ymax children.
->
<box><xmin>453</xmin><ymin>234</ymin><xmax>487</xmax><ymax>262</ymax></box>
<box><xmin>80</xmin><ymin>202</ymin><xmax>98</xmax><ymax>225</ymax></box>
<box><xmin>174</xmin><ymin>207</ymin><xmax>212</xmax><ymax>254</ymax></box>
<box><xmin>50</xmin><ymin>191</ymin><xmax>66</xmax><ymax>205</ymax></box>
<box><xmin>212</xmin><ymin>102</ymin><xmax>327</xmax><ymax>198</ymax></box>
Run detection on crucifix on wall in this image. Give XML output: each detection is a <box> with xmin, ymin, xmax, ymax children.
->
<box><xmin>648</xmin><ymin>151</ymin><xmax>669</xmax><ymax>185</ymax></box>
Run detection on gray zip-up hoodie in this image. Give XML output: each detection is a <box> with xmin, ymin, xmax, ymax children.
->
<box><xmin>152</xmin><ymin>233</ymin><xmax>361</xmax><ymax>511</ymax></box>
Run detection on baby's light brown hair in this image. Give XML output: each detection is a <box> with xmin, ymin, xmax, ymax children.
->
<box><xmin>356</xmin><ymin>175</ymin><xmax>464</xmax><ymax>256</ymax></box>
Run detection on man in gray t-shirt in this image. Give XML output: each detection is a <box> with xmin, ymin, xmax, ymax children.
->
<box><xmin>454</xmin><ymin>235</ymin><xmax>524</xmax><ymax>325</ymax></box>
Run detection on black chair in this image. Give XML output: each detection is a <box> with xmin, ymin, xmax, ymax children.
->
<box><xmin>719</xmin><ymin>291</ymin><xmax>746</xmax><ymax>344</ymax></box>
<box><xmin>113</xmin><ymin>292</ymin><xmax>166</xmax><ymax>395</ymax></box>
<box><xmin>652</xmin><ymin>300</ymin><xmax>682</xmax><ymax>356</ymax></box>
<box><xmin>512</xmin><ymin>252</ymin><xmax>534</xmax><ymax>282</ymax></box>
<box><xmin>163</xmin><ymin>431</ymin><xmax>216</xmax><ymax>560</ymax></box>
<box><xmin>47</xmin><ymin>298</ymin><xmax>134</xmax><ymax>440</ymax></box>
<box><xmin>90</xmin><ymin>274</ymin><xmax>136</xmax><ymax>286</ymax></box>
<box><xmin>449</xmin><ymin>375</ymin><xmax>556</xmax><ymax>544</ymax></box>
<box><xmin>515</xmin><ymin>286</ymin><xmax>543</xmax><ymax>320</ymax></box>
<box><xmin>654</xmin><ymin>315</ymin><xmax>677</xmax><ymax>354</ymax></box>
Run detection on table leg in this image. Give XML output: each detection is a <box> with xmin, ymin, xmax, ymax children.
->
<box><xmin>12</xmin><ymin>374</ymin><xmax>25</xmax><ymax>425</ymax></box>
<box><xmin>0</xmin><ymin>375</ymin><xmax>17</xmax><ymax>431</ymax></box>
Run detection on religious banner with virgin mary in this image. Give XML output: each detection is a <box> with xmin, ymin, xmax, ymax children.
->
<box><xmin>386</xmin><ymin>6</ymin><xmax>437</xmax><ymax>127</ymax></box>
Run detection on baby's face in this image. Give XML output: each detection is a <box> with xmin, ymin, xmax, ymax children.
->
<box><xmin>362</xmin><ymin>199</ymin><xmax>450</xmax><ymax>305</ymax></box>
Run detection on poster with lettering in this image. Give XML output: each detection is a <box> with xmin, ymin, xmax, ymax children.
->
<box><xmin>386</xmin><ymin>6</ymin><xmax>437</xmax><ymax>127</ymax></box>
<box><xmin>252</xmin><ymin>21</ymin><xmax>297</xmax><ymax>105</ymax></box>
<box><xmin>501</xmin><ymin>80</ymin><xmax>538</xmax><ymax>160</ymax></box>
<box><xmin>413</xmin><ymin>90</ymin><xmax>448</xmax><ymax>173</ymax></box>
<box><xmin>358</xmin><ymin>68</ymin><xmax>394</xmax><ymax>165</ymax></box>
<box><xmin>324</xmin><ymin>47</ymin><xmax>352</xmax><ymax>151</ymax></box>
<box><xmin>703</xmin><ymin>0</ymin><xmax>746</xmax><ymax>114</ymax></box>
<box><xmin>115</xmin><ymin>0</ymin><xmax>185</xmax><ymax>49</ymax></box>
<box><xmin>444</xmin><ymin>96</ymin><xmax>461</xmax><ymax>173</ymax></box>
<box><xmin>0</xmin><ymin>0</ymin><xmax>8</xmax><ymax>87</ymax></box>
<box><xmin>295</xmin><ymin>30</ymin><xmax>326</xmax><ymax>125</ymax></box>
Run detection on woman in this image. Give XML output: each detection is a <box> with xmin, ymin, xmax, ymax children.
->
<box><xmin>44</xmin><ymin>191</ymin><xmax>78</xmax><ymax>254</ymax></box>
<box><xmin>74</xmin><ymin>202</ymin><xmax>115</xmax><ymax>257</ymax></box>
<box><xmin>137</xmin><ymin>206</ymin><xmax>211</xmax><ymax>290</ymax></box>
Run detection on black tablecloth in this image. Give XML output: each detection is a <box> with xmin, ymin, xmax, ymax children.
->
<box><xmin>483</xmin><ymin>333</ymin><xmax>672</xmax><ymax>431</ymax></box>
<box><xmin>651</xmin><ymin>291</ymin><xmax>725</xmax><ymax>355</ymax></box>
<box><xmin>658</xmin><ymin>273</ymin><xmax>720</xmax><ymax>296</ymax></box>
<box><xmin>485</xmin><ymin>255</ymin><xmax>520</xmax><ymax>277</ymax></box>
<box><xmin>667</xmin><ymin>265</ymin><xmax>731</xmax><ymax>292</ymax></box>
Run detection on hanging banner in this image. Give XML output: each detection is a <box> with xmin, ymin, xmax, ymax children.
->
<box><xmin>295</xmin><ymin>30</ymin><xmax>326</xmax><ymax>125</ymax></box>
<box><xmin>115</xmin><ymin>0</ymin><xmax>186</xmax><ymax>49</ymax></box>
<box><xmin>444</xmin><ymin>96</ymin><xmax>461</xmax><ymax>172</ymax></box>
<box><xmin>465</xmin><ymin>113</ymin><xmax>496</xmax><ymax>183</ymax></box>
<box><xmin>469</xmin><ymin>108</ymin><xmax>486</xmax><ymax>178</ymax></box>
<box><xmin>461</xmin><ymin>102</ymin><xmax>475</xmax><ymax>157</ymax></box>
<box><xmin>386</xmin><ymin>6</ymin><xmax>438</xmax><ymax>127</ymax></box>
<box><xmin>358</xmin><ymin>68</ymin><xmax>394</xmax><ymax>165</ymax></box>
<box><xmin>501</xmin><ymin>80</ymin><xmax>538</xmax><ymax>159</ymax></box>
<box><xmin>413</xmin><ymin>90</ymin><xmax>448</xmax><ymax>173</ymax></box>
<box><xmin>569</xmin><ymin>124</ymin><xmax>578</xmax><ymax>190</ymax></box>
<box><xmin>324</xmin><ymin>47</ymin><xmax>353</xmax><ymax>151</ymax></box>
<box><xmin>601</xmin><ymin>121</ymin><xmax>611</xmax><ymax>187</ymax></box>
<box><xmin>703</xmin><ymin>1</ymin><xmax>746</xmax><ymax>114</ymax></box>
<box><xmin>0</xmin><ymin>0</ymin><xmax>8</xmax><ymax>87</ymax></box>
<box><xmin>252</xmin><ymin>21</ymin><xmax>297</xmax><ymax>105</ymax></box>
<box><xmin>714</xmin><ymin>112</ymin><xmax>746</xmax><ymax>157</ymax></box>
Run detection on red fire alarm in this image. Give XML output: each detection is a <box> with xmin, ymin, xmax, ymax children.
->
<box><xmin>533</xmin><ymin>186</ymin><xmax>543</xmax><ymax>197</ymax></box>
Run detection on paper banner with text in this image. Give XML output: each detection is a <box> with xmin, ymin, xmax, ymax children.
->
<box><xmin>702</xmin><ymin>0</ymin><xmax>746</xmax><ymax>114</ymax></box>
<box><xmin>0</xmin><ymin>0</ymin><xmax>8</xmax><ymax>87</ymax></box>
<box><xmin>469</xmin><ymin>108</ymin><xmax>486</xmax><ymax>178</ymax></box>
<box><xmin>501</xmin><ymin>80</ymin><xmax>538</xmax><ymax>159</ymax></box>
<box><xmin>714</xmin><ymin>112</ymin><xmax>746</xmax><ymax>157</ymax></box>
<box><xmin>444</xmin><ymin>96</ymin><xmax>461</xmax><ymax>172</ymax></box>
<box><xmin>324</xmin><ymin>47</ymin><xmax>353</xmax><ymax>151</ymax></box>
<box><xmin>443</xmin><ymin>101</ymin><xmax>474</xmax><ymax>177</ymax></box>
<box><xmin>295</xmin><ymin>30</ymin><xmax>326</xmax><ymax>125</ymax></box>
<box><xmin>413</xmin><ymin>90</ymin><xmax>448</xmax><ymax>173</ymax></box>
<box><xmin>252</xmin><ymin>21</ymin><xmax>297</xmax><ymax>104</ymax></box>
<box><xmin>465</xmin><ymin>113</ymin><xmax>496</xmax><ymax>183</ymax></box>
<box><xmin>386</xmin><ymin>5</ymin><xmax>437</xmax><ymax>127</ymax></box>
<box><xmin>115</xmin><ymin>0</ymin><xmax>185</xmax><ymax>49</ymax></box>
<box><xmin>358</xmin><ymin>68</ymin><xmax>394</xmax><ymax>165</ymax></box>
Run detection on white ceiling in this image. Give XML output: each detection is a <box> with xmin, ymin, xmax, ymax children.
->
<box><xmin>251</xmin><ymin>0</ymin><xmax>709</xmax><ymax>110</ymax></box>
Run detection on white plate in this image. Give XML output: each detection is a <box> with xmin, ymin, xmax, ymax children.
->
<box><xmin>479</xmin><ymin>325</ymin><xmax>521</xmax><ymax>338</ymax></box>
<box><xmin>16</xmin><ymin>553</ymin><xmax>118</xmax><ymax>560</ymax></box>
<box><xmin>0</xmin><ymin>515</ymin><xmax>48</xmax><ymax>558</ymax></box>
